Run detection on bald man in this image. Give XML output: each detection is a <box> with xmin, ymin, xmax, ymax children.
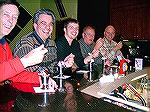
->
<box><xmin>94</xmin><ymin>25</ymin><xmax>124</xmax><ymax>66</ymax></box>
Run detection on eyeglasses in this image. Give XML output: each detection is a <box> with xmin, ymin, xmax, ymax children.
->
<box><xmin>38</xmin><ymin>21</ymin><xmax>54</xmax><ymax>29</ymax></box>
<box><xmin>3</xmin><ymin>12</ymin><xmax>18</xmax><ymax>21</ymax></box>
<box><xmin>84</xmin><ymin>32</ymin><xmax>95</xmax><ymax>38</ymax></box>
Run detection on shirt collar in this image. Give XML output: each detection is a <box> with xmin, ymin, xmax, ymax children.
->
<box><xmin>33</xmin><ymin>31</ymin><xmax>49</xmax><ymax>47</ymax></box>
<box><xmin>0</xmin><ymin>37</ymin><xmax>6</xmax><ymax>45</ymax></box>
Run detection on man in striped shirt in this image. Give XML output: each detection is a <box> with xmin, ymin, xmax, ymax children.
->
<box><xmin>13</xmin><ymin>8</ymin><xmax>74</xmax><ymax>76</ymax></box>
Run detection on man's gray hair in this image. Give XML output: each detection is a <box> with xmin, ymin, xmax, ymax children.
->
<box><xmin>33</xmin><ymin>8</ymin><xmax>55</xmax><ymax>24</ymax></box>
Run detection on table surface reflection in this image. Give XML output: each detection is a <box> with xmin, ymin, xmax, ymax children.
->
<box><xmin>13</xmin><ymin>68</ymin><xmax>150</xmax><ymax>112</ymax></box>
<box><xmin>13</xmin><ymin>90</ymin><xmax>132</xmax><ymax>112</ymax></box>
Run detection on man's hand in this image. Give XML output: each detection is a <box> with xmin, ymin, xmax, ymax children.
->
<box><xmin>21</xmin><ymin>45</ymin><xmax>48</xmax><ymax>68</ymax></box>
<box><xmin>84</xmin><ymin>55</ymin><xmax>93</xmax><ymax>64</ymax></box>
<box><xmin>94</xmin><ymin>38</ymin><xmax>104</xmax><ymax>50</ymax></box>
<box><xmin>113</xmin><ymin>41</ymin><xmax>123</xmax><ymax>52</ymax></box>
<box><xmin>91</xmin><ymin>49</ymin><xmax>99</xmax><ymax>58</ymax></box>
<box><xmin>64</xmin><ymin>53</ymin><xmax>75</xmax><ymax>68</ymax></box>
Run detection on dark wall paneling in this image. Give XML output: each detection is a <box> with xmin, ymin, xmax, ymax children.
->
<box><xmin>110</xmin><ymin>0</ymin><xmax>150</xmax><ymax>67</ymax></box>
<box><xmin>110</xmin><ymin>0</ymin><xmax>150</xmax><ymax>40</ymax></box>
<box><xmin>55</xmin><ymin>20</ymin><xmax>64</xmax><ymax>38</ymax></box>
<box><xmin>5</xmin><ymin>25</ymin><xmax>22</xmax><ymax>43</ymax></box>
<box><xmin>17</xmin><ymin>6</ymin><xmax>32</xmax><ymax>28</ymax></box>
<box><xmin>77</xmin><ymin>0</ymin><xmax>110</xmax><ymax>41</ymax></box>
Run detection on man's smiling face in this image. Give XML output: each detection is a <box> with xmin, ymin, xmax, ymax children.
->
<box><xmin>0</xmin><ymin>4</ymin><xmax>19</xmax><ymax>38</ymax></box>
<box><xmin>34</xmin><ymin>14</ymin><xmax>54</xmax><ymax>41</ymax></box>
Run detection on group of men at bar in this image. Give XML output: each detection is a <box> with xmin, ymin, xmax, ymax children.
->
<box><xmin>0</xmin><ymin>0</ymin><xmax>126</xmax><ymax>111</ymax></box>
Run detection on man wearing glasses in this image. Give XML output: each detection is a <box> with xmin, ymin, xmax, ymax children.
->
<box><xmin>79</xmin><ymin>26</ymin><xmax>103</xmax><ymax>79</ymax></box>
<box><xmin>13</xmin><ymin>8</ymin><xmax>74</xmax><ymax>76</ymax></box>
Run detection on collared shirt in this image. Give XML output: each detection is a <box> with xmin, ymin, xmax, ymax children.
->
<box><xmin>13</xmin><ymin>31</ymin><xmax>57</xmax><ymax>74</ymax></box>
<box><xmin>78</xmin><ymin>38</ymin><xmax>95</xmax><ymax>58</ymax></box>
<box><xmin>0</xmin><ymin>37</ymin><xmax>6</xmax><ymax>45</ymax></box>
<box><xmin>78</xmin><ymin>38</ymin><xmax>103</xmax><ymax>64</ymax></box>
<box><xmin>99</xmin><ymin>37</ymin><xmax>123</xmax><ymax>65</ymax></box>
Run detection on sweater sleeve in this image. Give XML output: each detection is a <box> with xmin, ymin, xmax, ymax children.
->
<box><xmin>10</xmin><ymin>70</ymin><xmax>40</xmax><ymax>93</ymax></box>
<box><xmin>9</xmin><ymin>66</ymin><xmax>40</xmax><ymax>93</ymax></box>
<box><xmin>0</xmin><ymin>57</ymin><xmax>24</xmax><ymax>82</ymax></box>
<box><xmin>9</xmin><ymin>70</ymin><xmax>39</xmax><ymax>84</ymax></box>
